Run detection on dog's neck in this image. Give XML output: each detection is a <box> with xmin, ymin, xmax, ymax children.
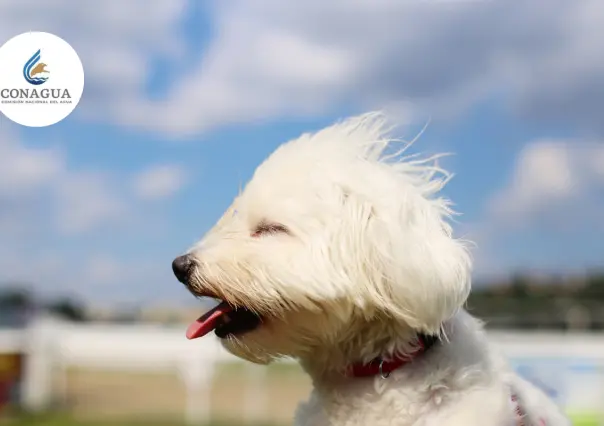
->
<box><xmin>298</xmin><ymin>317</ymin><xmax>433</xmax><ymax>380</ymax></box>
<box><xmin>344</xmin><ymin>333</ymin><xmax>438</xmax><ymax>378</ymax></box>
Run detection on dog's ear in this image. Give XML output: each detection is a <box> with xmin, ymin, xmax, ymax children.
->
<box><xmin>340</xmin><ymin>188</ymin><xmax>471</xmax><ymax>335</ymax></box>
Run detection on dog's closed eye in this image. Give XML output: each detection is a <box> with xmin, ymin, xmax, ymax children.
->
<box><xmin>252</xmin><ymin>222</ymin><xmax>289</xmax><ymax>238</ymax></box>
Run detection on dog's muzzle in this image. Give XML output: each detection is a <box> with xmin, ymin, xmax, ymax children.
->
<box><xmin>171</xmin><ymin>254</ymin><xmax>264</xmax><ymax>340</ymax></box>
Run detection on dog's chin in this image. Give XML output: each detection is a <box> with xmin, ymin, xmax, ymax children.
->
<box><xmin>219</xmin><ymin>313</ymin><xmax>321</xmax><ymax>365</ymax></box>
<box><xmin>220</xmin><ymin>334</ymin><xmax>274</xmax><ymax>365</ymax></box>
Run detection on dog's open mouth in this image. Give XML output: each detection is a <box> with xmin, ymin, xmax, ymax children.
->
<box><xmin>186</xmin><ymin>300</ymin><xmax>262</xmax><ymax>340</ymax></box>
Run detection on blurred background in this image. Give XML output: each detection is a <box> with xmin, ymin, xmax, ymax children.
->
<box><xmin>1</xmin><ymin>0</ymin><xmax>603</xmax><ymax>425</ymax></box>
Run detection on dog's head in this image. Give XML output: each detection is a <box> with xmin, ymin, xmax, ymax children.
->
<box><xmin>173</xmin><ymin>113</ymin><xmax>471</xmax><ymax>369</ymax></box>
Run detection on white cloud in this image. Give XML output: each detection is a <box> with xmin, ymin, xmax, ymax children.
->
<box><xmin>53</xmin><ymin>171</ymin><xmax>127</xmax><ymax>234</ymax></box>
<box><xmin>0</xmin><ymin>127</ymin><xmax>60</xmax><ymax>240</ymax></box>
<box><xmin>132</xmin><ymin>164</ymin><xmax>187</xmax><ymax>200</ymax></box>
<box><xmin>488</xmin><ymin>141</ymin><xmax>604</xmax><ymax>225</ymax></box>
<box><xmin>0</xmin><ymin>129</ymin><xmax>63</xmax><ymax>197</ymax></box>
<box><xmin>0</xmin><ymin>245</ymin><xmax>180</xmax><ymax>306</ymax></box>
<box><xmin>84</xmin><ymin>255</ymin><xmax>122</xmax><ymax>285</ymax></box>
<box><xmin>0</xmin><ymin>0</ymin><xmax>188</xmax><ymax>126</ymax></box>
<box><xmin>3</xmin><ymin>1</ymin><xmax>603</xmax><ymax>136</ymax></box>
<box><xmin>78</xmin><ymin>254</ymin><xmax>190</xmax><ymax>305</ymax></box>
<box><xmin>0</xmin><ymin>129</ymin><xmax>191</xmax><ymax>306</ymax></box>
<box><xmin>126</xmin><ymin>0</ymin><xmax>604</xmax><ymax>136</ymax></box>
<box><xmin>0</xmin><ymin>125</ymin><xmax>127</xmax><ymax>234</ymax></box>
<box><xmin>468</xmin><ymin>139</ymin><xmax>604</xmax><ymax>277</ymax></box>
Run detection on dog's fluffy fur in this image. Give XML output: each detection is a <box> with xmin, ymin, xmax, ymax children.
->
<box><xmin>185</xmin><ymin>113</ymin><xmax>570</xmax><ymax>425</ymax></box>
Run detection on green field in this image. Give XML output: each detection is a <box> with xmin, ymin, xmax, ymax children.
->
<box><xmin>6</xmin><ymin>412</ymin><xmax>603</xmax><ymax>426</ymax></box>
<box><xmin>5</xmin><ymin>409</ymin><xmax>603</xmax><ymax>426</ymax></box>
<box><xmin>568</xmin><ymin>412</ymin><xmax>604</xmax><ymax>426</ymax></box>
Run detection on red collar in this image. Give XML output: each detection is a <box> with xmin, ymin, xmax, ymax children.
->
<box><xmin>344</xmin><ymin>334</ymin><xmax>437</xmax><ymax>378</ymax></box>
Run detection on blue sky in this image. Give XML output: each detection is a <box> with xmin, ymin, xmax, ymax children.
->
<box><xmin>1</xmin><ymin>1</ymin><xmax>603</xmax><ymax>307</ymax></box>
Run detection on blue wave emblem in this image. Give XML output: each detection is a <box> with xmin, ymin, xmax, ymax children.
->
<box><xmin>23</xmin><ymin>50</ymin><xmax>50</xmax><ymax>85</ymax></box>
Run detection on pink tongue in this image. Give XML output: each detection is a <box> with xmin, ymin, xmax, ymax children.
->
<box><xmin>186</xmin><ymin>301</ymin><xmax>233</xmax><ymax>340</ymax></box>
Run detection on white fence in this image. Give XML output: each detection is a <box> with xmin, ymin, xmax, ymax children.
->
<box><xmin>1</xmin><ymin>316</ymin><xmax>604</xmax><ymax>424</ymax></box>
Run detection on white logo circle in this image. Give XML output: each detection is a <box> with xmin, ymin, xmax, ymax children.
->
<box><xmin>0</xmin><ymin>32</ymin><xmax>84</xmax><ymax>127</ymax></box>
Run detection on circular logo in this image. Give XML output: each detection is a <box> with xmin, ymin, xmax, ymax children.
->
<box><xmin>0</xmin><ymin>32</ymin><xmax>84</xmax><ymax>127</ymax></box>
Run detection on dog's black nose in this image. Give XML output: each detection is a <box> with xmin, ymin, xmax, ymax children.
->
<box><xmin>172</xmin><ymin>255</ymin><xmax>193</xmax><ymax>284</ymax></box>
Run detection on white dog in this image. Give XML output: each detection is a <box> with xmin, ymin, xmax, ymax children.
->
<box><xmin>172</xmin><ymin>113</ymin><xmax>570</xmax><ymax>426</ymax></box>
